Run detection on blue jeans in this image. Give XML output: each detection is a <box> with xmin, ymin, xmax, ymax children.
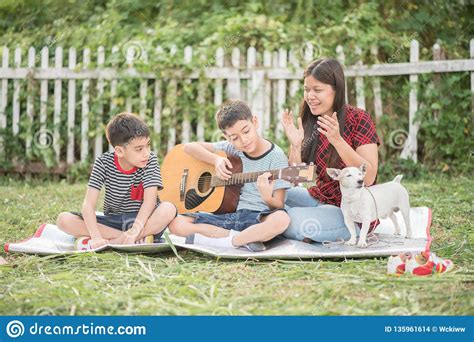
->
<box><xmin>186</xmin><ymin>208</ymin><xmax>285</xmax><ymax>232</ymax></box>
<box><xmin>284</xmin><ymin>186</ymin><xmax>358</xmax><ymax>242</ymax></box>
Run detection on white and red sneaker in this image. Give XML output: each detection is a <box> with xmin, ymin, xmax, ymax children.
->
<box><xmin>74</xmin><ymin>236</ymin><xmax>92</xmax><ymax>251</ymax></box>
<box><xmin>405</xmin><ymin>251</ymin><xmax>454</xmax><ymax>276</ymax></box>
<box><xmin>387</xmin><ymin>252</ymin><xmax>413</xmax><ymax>276</ymax></box>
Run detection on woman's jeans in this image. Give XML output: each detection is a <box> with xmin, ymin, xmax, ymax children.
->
<box><xmin>284</xmin><ymin>186</ymin><xmax>359</xmax><ymax>242</ymax></box>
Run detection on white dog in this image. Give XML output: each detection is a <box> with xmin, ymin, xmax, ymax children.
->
<box><xmin>327</xmin><ymin>164</ymin><xmax>413</xmax><ymax>248</ymax></box>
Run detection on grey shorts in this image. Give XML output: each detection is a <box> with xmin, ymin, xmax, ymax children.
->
<box><xmin>70</xmin><ymin>210</ymin><xmax>173</xmax><ymax>240</ymax></box>
<box><xmin>70</xmin><ymin>203</ymin><xmax>177</xmax><ymax>237</ymax></box>
<box><xmin>70</xmin><ymin>211</ymin><xmax>143</xmax><ymax>231</ymax></box>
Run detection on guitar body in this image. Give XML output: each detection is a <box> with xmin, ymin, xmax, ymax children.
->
<box><xmin>158</xmin><ymin>144</ymin><xmax>243</xmax><ymax>214</ymax></box>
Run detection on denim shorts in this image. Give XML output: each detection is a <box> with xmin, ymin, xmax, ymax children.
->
<box><xmin>70</xmin><ymin>211</ymin><xmax>165</xmax><ymax>239</ymax></box>
<box><xmin>185</xmin><ymin>208</ymin><xmax>286</xmax><ymax>232</ymax></box>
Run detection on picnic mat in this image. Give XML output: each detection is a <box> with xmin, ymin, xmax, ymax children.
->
<box><xmin>4</xmin><ymin>207</ymin><xmax>432</xmax><ymax>259</ymax></box>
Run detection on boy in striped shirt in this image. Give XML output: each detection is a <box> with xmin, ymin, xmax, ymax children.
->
<box><xmin>57</xmin><ymin>113</ymin><xmax>177</xmax><ymax>249</ymax></box>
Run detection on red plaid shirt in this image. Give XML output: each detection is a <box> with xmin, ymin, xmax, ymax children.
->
<box><xmin>308</xmin><ymin>105</ymin><xmax>381</xmax><ymax>228</ymax></box>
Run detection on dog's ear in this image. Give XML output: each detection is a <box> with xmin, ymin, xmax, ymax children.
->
<box><xmin>326</xmin><ymin>168</ymin><xmax>341</xmax><ymax>180</ymax></box>
<box><xmin>359</xmin><ymin>163</ymin><xmax>367</xmax><ymax>175</ymax></box>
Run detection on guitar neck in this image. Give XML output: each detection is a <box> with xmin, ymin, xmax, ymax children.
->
<box><xmin>211</xmin><ymin>169</ymin><xmax>282</xmax><ymax>187</ymax></box>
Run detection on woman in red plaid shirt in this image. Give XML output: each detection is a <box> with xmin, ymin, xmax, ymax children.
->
<box><xmin>281</xmin><ymin>58</ymin><xmax>381</xmax><ymax>243</ymax></box>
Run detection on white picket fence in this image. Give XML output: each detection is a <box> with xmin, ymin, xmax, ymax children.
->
<box><xmin>0</xmin><ymin>39</ymin><xmax>473</xmax><ymax>170</ymax></box>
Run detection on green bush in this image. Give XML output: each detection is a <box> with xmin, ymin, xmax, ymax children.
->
<box><xmin>0</xmin><ymin>0</ymin><xmax>471</xmax><ymax>177</ymax></box>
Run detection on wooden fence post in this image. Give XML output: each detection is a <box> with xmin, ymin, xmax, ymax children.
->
<box><xmin>95</xmin><ymin>46</ymin><xmax>105</xmax><ymax>159</ymax></box>
<box><xmin>67</xmin><ymin>47</ymin><xmax>76</xmax><ymax>165</ymax></box>
<box><xmin>248</xmin><ymin>46</ymin><xmax>265</xmax><ymax>135</ymax></box>
<box><xmin>53</xmin><ymin>47</ymin><xmax>62</xmax><ymax>162</ymax></box>
<box><xmin>81</xmin><ymin>47</ymin><xmax>90</xmax><ymax>162</ymax></box>
<box><xmin>227</xmin><ymin>47</ymin><xmax>241</xmax><ymax>99</ymax></box>
<box><xmin>355</xmin><ymin>46</ymin><xmax>366</xmax><ymax>110</ymax></box>
<box><xmin>401</xmin><ymin>39</ymin><xmax>419</xmax><ymax>162</ymax></box>
<box><xmin>0</xmin><ymin>47</ymin><xmax>9</xmax><ymax>158</ymax></box>
<box><xmin>26</xmin><ymin>47</ymin><xmax>35</xmax><ymax>157</ymax></box>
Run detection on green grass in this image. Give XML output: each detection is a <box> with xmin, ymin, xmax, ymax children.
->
<box><xmin>0</xmin><ymin>175</ymin><xmax>473</xmax><ymax>315</ymax></box>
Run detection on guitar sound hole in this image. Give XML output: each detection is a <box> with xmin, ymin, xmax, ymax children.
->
<box><xmin>198</xmin><ymin>172</ymin><xmax>212</xmax><ymax>193</ymax></box>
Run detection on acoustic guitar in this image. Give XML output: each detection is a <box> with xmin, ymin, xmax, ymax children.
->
<box><xmin>158</xmin><ymin>144</ymin><xmax>317</xmax><ymax>214</ymax></box>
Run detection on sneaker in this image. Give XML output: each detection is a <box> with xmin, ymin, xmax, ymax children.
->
<box><xmin>75</xmin><ymin>236</ymin><xmax>92</xmax><ymax>251</ymax></box>
<box><xmin>242</xmin><ymin>242</ymin><xmax>266</xmax><ymax>253</ymax></box>
<box><xmin>405</xmin><ymin>251</ymin><xmax>454</xmax><ymax>276</ymax></box>
<box><xmin>387</xmin><ymin>252</ymin><xmax>412</xmax><ymax>275</ymax></box>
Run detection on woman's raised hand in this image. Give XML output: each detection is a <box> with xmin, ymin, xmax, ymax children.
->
<box><xmin>317</xmin><ymin>112</ymin><xmax>343</xmax><ymax>146</ymax></box>
<box><xmin>281</xmin><ymin>109</ymin><xmax>304</xmax><ymax>148</ymax></box>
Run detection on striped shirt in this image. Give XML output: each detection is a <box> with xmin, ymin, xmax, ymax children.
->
<box><xmin>213</xmin><ymin>140</ymin><xmax>292</xmax><ymax>212</ymax></box>
<box><xmin>88</xmin><ymin>151</ymin><xmax>163</xmax><ymax>215</ymax></box>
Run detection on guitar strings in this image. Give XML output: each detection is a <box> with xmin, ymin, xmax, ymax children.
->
<box><xmin>194</xmin><ymin>170</ymin><xmax>281</xmax><ymax>188</ymax></box>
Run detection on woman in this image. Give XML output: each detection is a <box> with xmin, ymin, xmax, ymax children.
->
<box><xmin>281</xmin><ymin>58</ymin><xmax>380</xmax><ymax>243</ymax></box>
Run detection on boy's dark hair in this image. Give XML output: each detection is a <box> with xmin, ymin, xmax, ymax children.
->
<box><xmin>106</xmin><ymin>112</ymin><xmax>150</xmax><ymax>147</ymax></box>
<box><xmin>215</xmin><ymin>100</ymin><xmax>253</xmax><ymax>131</ymax></box>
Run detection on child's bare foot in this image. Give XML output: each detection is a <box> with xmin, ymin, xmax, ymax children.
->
<box><xmin>89</xmin><ymin>237</ymin><xmax>109</xmax><ymax>249</ymax></box>
<box><xmin>108</xmin><ymin>234</ymin><xmax>126</xmax><ymax>245</ymax></box>
<box><xmin>135</xmin><ymin>235</ymin><xmax>155</xmax><ymax>244</ymax></box>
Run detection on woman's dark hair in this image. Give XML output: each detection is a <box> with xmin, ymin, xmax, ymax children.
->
<box><xmin>300</xmin><ymin>58</ymin><xmax>346</xmax><ymax>167</ymax></box>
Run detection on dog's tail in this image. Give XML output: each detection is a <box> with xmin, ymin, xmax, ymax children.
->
<box><xmin>393</xmin><ymin>175</ymin><xmax>403</xmax><ymax>183</ymax></box>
